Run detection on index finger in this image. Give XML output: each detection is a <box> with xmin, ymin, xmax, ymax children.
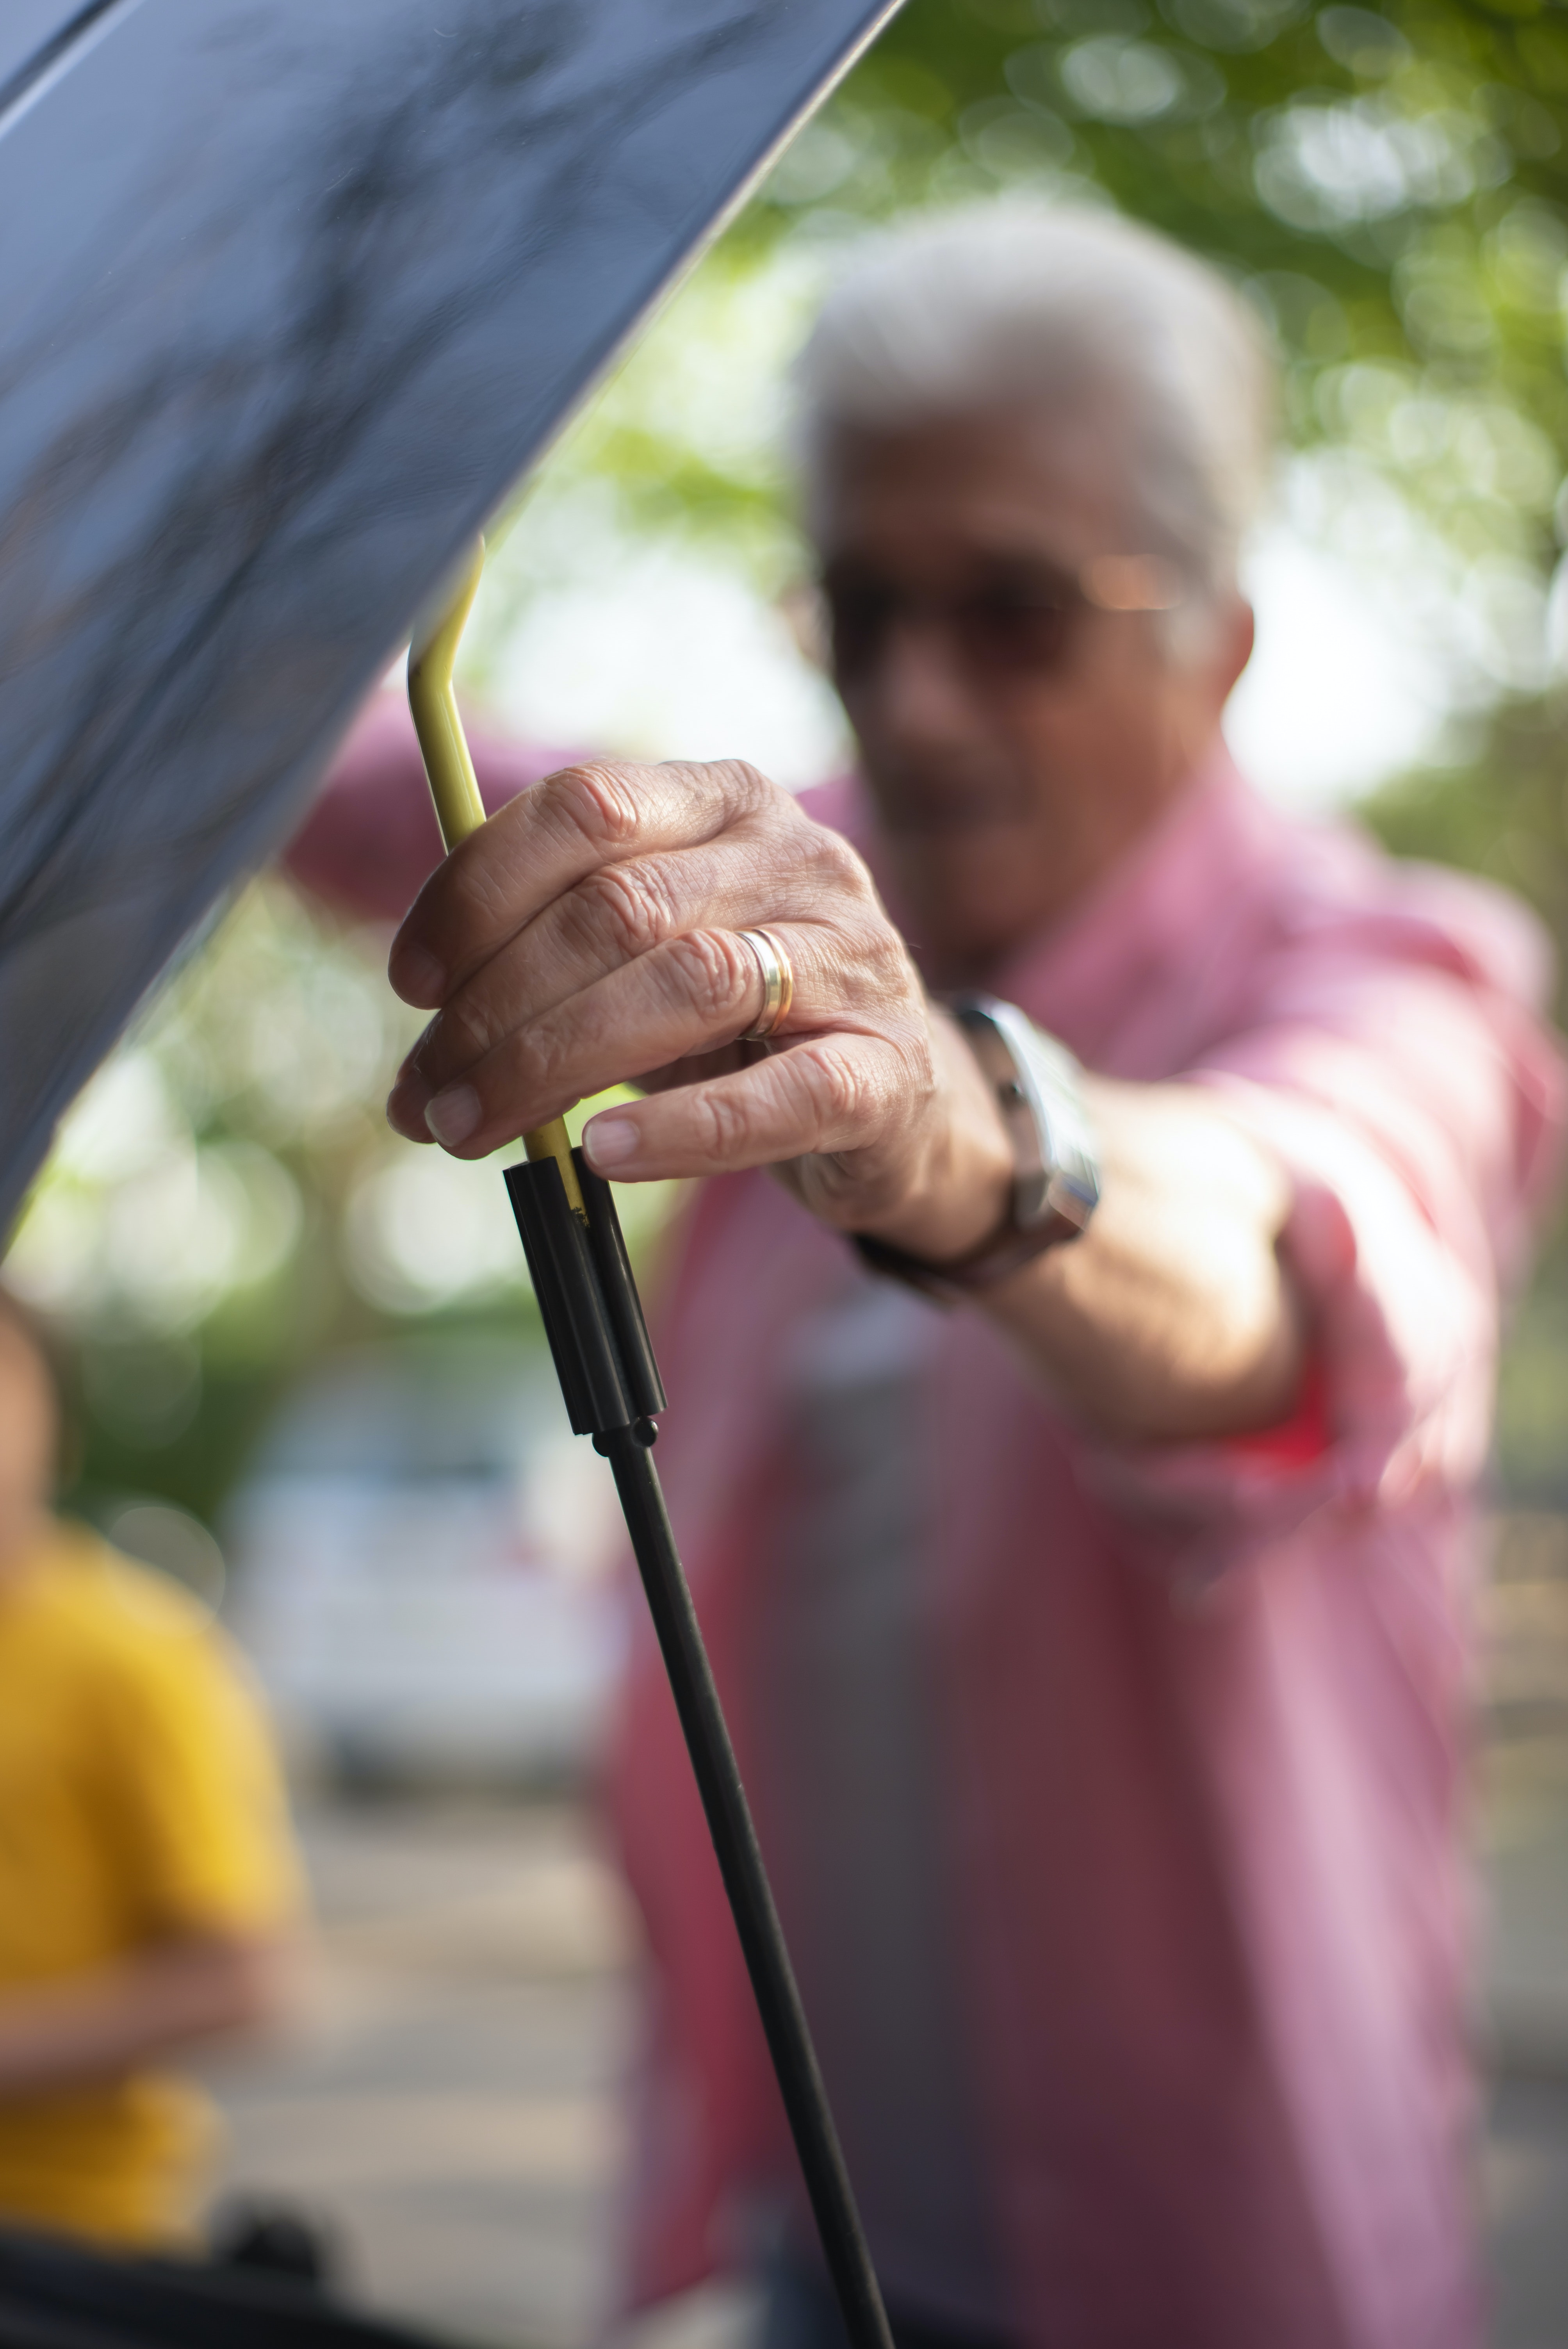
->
<box><xmin>387</xmin><ymin>756</ymin><xmax>775</xmax><ymax>1009</ymax></box>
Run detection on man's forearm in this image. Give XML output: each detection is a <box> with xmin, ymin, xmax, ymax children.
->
<box><xmin>0</xmin><ymin>1934</ymin><xmax>294</xmax><ymax>2099</ymax></box>
<box><xmin>980</xmin><ymin>1080</ymin><xmax>1303</xmax><ymax>1444</ymax></box>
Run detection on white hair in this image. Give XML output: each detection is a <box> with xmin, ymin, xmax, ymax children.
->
<box><xmin>793</xmin><ymin>204</ymin><xmax>1276</xmax><ymax>647</ymax></box>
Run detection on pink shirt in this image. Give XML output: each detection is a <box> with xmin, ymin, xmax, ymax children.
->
<box><xmin>606</xmin><ymin>758</ymin><xmax>1564</xmax><ymax>2349</ymax></box>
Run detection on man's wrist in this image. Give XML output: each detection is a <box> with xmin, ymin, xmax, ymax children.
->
<box><xmin>840</xmin><ymin>1006</ymin><xmax>1013</xmax><ymax>1264</ymax></box>
<box><xmin>851</xmin><ymin>999</ymin><xmax>1100</xmax><ymax>1302</ymax></box>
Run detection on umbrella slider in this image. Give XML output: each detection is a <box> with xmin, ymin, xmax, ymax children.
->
<box><xmin>505</xmin><ymin>1148</ymin><xmax>666</xmax><ymax>1438</ymax></box>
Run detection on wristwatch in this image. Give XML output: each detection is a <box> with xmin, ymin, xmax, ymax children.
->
<box><xmin>852</xmin><ymin>995</ymin><xmax>1101</xmax><ymax>1301</ymax></box>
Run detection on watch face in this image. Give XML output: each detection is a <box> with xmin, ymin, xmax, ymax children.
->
<box><xmin>1010</xmin><ymin>1026</ymin><xmax>1101</xmax><ymax>1231</ymax></box>
<box><xmin>0</xmin><ymin>0</ymin><xmax>894</xmax><ymax>1226</ymax></box>
<box><xmin>953</xmin><ymin>998</ymin><xmax>1100</xmax><ymax>1236</ymax></box>
<box><xmin>954</xmin><ymin>1006</ymin><xmax>1048</xmax><ymax>1225</ymax></box>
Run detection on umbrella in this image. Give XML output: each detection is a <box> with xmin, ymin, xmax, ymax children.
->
<box><xmin>0</xmin><ymin>0</ymin><xmax>898</xmax><ymax>1227</ymax></box>
<box><xmin>0</xmin><ymin>4</ymin><xmax>901</xmax><ymax>2346</ymax></box>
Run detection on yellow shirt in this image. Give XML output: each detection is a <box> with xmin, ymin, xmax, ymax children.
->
<box><xmin>0</xmin><ymin>1522</ymin><xmax>300</xmax><ymax>2247</ymax></box>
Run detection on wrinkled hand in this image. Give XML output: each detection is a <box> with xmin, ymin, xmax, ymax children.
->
<box><xmin>386</xmin><ymin>758</ymin><xmax>1009</xmax><ymax>1255</ymax></box>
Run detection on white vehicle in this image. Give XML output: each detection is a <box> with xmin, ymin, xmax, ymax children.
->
<box><xmin>226</xmin><ymin>1337</ymin><xmax>627</xmax><ymax>1784</ymax></box>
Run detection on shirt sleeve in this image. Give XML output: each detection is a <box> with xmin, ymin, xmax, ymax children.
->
<box><xmin>96</xmin><ymin>1602</ymin><xmax>303</xmax><ymax>1943</ymax></box>
<box><xmin>1078</xmin><ymin>937</ymin><xmax>1565</xmax><ymax>1590</ymax></box>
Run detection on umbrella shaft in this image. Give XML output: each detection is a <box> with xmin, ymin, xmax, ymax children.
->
<box><xmin>602</xmin><ymin>1424</ymin><xmax>895</xmax><ymax>2349</ymax></box>
<box><xmin>409</xmin><ymin>553</ymin><xmax>890</xmax><ymax>2349</ymax></box>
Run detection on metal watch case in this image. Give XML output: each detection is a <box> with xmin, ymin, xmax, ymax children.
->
<box><xmin>853</xmin><ymin>994</ymin><xmax>1100</xmax><ymax>1301</ymax></box>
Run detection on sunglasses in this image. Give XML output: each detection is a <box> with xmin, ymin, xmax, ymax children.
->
<box><xmin>822</xmin><ymin>554</ymin><xmax>1183</xmax><ymax>685</ymax></box>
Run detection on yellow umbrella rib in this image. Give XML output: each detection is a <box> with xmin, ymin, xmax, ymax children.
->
<box><xmin>407</xmin><ymin>538</ymin><xmax>587</xmax><ymax>1221</ymax></box>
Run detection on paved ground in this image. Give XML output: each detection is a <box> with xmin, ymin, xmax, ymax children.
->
<box><xmin>197</xmin><ymin>1513</ymin><xmax>1568</xmax><ymax>2349</ymax></box>
<box><xmin>1479</xmin><ymin>1515</ymin><xmax>1568</xmax><ymax>2346</ymax></box>
<box><xmin>197</xmin><ymin>1790</ymin><xmax>1568</xmax><ymax>2349</ymax></box>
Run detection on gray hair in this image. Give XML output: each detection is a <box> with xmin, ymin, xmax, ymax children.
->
<box><xmin>793</xmin><ymin>204</ymin><xmax>1276</xmax><ymax>651</ymax></box>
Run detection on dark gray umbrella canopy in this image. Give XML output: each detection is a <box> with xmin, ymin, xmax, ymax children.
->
<box><xmin>0</xmin><ymin>0</ymin><xmax>896</xmax><ymax>1228</ymax></box>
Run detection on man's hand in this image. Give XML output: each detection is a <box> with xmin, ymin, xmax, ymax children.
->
<box><xmin>387</xmin><ymin>758</ymin><xmax>1015</xmax><ymax>1265</ymax></box>
<box><xmin>387</xmin><ymin>754</ymin><xmax>1303</xmax><ymax>1444</ymax></box>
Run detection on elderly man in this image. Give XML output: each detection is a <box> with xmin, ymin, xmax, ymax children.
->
<box><xmin>298</xmin><ymin>208</ymin><xmax>1562</xmax><ymax>2349</ymax></box>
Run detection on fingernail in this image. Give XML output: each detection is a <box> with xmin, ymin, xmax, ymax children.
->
<box><xmin>392</xmin><ymin>946</ymin><xmax>445</xmax><ymax>1006</ymax></box>
<box><xmin>584</xmin><ymin>1115</ymin><xmax>640</xmax><ymax>1171</ymax></box>
<box><xmin>425</xmin><ymin>1085</ymin><xmax>481</xmax><ymax>1148</ymax></box>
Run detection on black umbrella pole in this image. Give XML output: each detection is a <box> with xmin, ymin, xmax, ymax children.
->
<box><xmin>602</xmin><ymin>1421</ymin><xmax>894</xmax><ymax>2349</ymax></box>
<box><xmin>504</xmin><ymin>1149</ymin><xmax>894</xmax><ymax>2349</ymax></box>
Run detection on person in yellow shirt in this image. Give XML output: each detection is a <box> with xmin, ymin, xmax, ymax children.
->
<box><xmin>0</xmin><ymin>1294</ymin><xmax>302</xmax><ymax>2250</ymax></box>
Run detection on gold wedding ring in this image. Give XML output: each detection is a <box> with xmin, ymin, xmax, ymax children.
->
<box><xmin>737</xmin><ymin>927</ymin><xmax>794</xmax><ymax>1041</ymax></box>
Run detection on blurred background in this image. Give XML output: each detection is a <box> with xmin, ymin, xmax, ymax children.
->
<box><xmin>10</xmin><ymin>0</ymin><xmax>1568</xmax><ymax>2339</ymax></box>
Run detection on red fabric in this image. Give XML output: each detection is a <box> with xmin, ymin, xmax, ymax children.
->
<box><xmin>1224</xmin><ymin>1356</ymin><xmax>1330</xmax><ymax>1470</ymax></box>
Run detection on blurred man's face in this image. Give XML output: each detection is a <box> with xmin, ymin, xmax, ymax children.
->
<box><xmin>0</xmin><ymin>1315</ymin><xmax>56</xmax><ymax>1578</ymax></box>
<box><xmin>815</xmin><ymin>405</ymin><xmax>1255</xmax><ymax>982</ymax></box>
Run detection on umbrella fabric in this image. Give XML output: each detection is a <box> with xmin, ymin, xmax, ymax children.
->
<box><xmin>0</xmin><ymin>0</ymin><xmax>894</xmax><ymax>1228</ymax></box>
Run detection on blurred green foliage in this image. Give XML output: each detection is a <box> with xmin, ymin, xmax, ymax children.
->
<box><xmin>545</xmin><ymin>0</ymin><xmax>1568</xmax><ymax>606</ymax></box>
<box><xmin>1363</xmin><ymin>699</ymin><xmax>1568</xmax><ymax>1499</ymax></box>
<box><xmin>1367</xmin><ymin>693</ymin><xmax>1568</xmax><ymax>1005</ymax></box>
<box><xmin>10</xmin><ymin>884</ymin><xmax>675</xmax><ymax>1538</ymax></box>
<box><xmin>15</xmin><ymin>0</ymin><xmax>1568</xmax><ymax>1531</ymax></box>
<box><xmin>812</xmin><ymin>0</ymin><xmax>1568</xmax><ymax>475</ymax></box>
